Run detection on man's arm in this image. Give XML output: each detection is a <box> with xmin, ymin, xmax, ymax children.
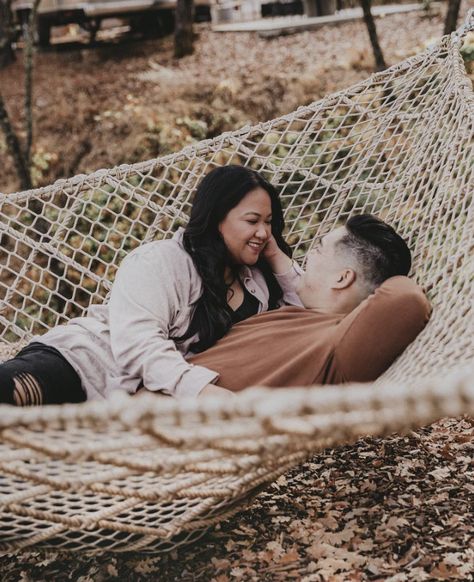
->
<box><xmin>334</xmin><ymin>276</ymin><xmax>431</xmax><ymax>383</ymax></box>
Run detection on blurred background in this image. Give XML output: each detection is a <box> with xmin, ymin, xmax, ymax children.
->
<box><xmin>0</xmin><ymin>0</ymin><xmax>473</xmax><ymax>193</ymax></box>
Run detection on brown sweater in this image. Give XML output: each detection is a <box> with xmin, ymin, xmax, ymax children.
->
<box><xmin>190</xmin><ymin>276</ymin><xmax>431</xmax><ymax>391</ymax></box>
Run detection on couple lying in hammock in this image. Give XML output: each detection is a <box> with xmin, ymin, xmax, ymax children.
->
<box><xmin>0</xmin><ymin>165</ymin><xmax>431</xmax><ymax>406</ymax></box>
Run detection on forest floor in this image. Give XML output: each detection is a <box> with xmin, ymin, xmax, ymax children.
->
<box><xmin>0</xmin><ymin>5</ymin><xmax>472</xmax><ymax>193</ymax></box>
<box><xmin>0</xmin><ymin>417</ymin><xmax>473</xmax><ymax>581</ymax></box>
<box><xmin>0</xmin><ymin>5</ymin><xmax>473</xmax><ymax>581</ymax></box>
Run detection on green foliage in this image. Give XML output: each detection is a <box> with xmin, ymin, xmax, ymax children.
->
<box><xmin>31</xmin><ymin>149</ymin><xmax>57</xmax><ymax>187</ymax></box>
<box><xmin>176</xmin><ymin>116</ymin><xmax>209</xmax><ymax>141</ymax></box>
<box><xmin>460</xmin><ymin>33</ymin><xmax>474</xmax><ymax>63</ymax></box>
<box><xmin>3</xmin><ymin>52</ymin><xmax>471</xmax><ymax>342</ymax></box>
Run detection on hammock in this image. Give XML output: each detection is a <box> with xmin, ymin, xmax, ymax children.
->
<box><xmin>0</xmin><ymin>13</ymin><xmax>473</xmax><ymax>554</ymax></box>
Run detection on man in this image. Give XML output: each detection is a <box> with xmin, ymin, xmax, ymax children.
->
<box><xmin>192</xmin><ymin>214</ymin><xmax>431</xmax><ymax>392</ymax></box>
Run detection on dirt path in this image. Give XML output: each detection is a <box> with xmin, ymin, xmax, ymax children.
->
<box><xmin>1</xmin><ymin>7</ymin><xmax>470</xmax><ymax>193</ymax></box>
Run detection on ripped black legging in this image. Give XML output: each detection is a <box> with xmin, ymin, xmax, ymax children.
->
<box><xmin>0</xmin><ymin>342</ymin><xmax>86</xmax><ymax>406</ymax></box>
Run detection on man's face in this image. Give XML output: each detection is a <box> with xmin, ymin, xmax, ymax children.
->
<box><xmin>297</xmin><ymin>226</ymin><xmax>349</xmax><ymax>309</ymax></box>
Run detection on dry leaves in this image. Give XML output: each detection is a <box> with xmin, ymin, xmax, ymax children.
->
<box><xmin>0</xmin><ymin>417</ymin><xmax>472</xmax><ymax>580</ymax></box>
<box><xmin>0</xmin><ymin>9</ymin><xmax>467</xmax><ymax>193</ymax></box>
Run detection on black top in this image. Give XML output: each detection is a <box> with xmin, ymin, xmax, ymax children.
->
<box><xmin>230</xmin><ymin>285</ymin><xmax>260</xmax><ymax>324</ymax></box>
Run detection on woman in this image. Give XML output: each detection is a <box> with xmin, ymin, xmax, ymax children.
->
<box><xmin>0</xmin><ymin>165</ymin><xmax>303</xmax><ymax>406</ymax></box>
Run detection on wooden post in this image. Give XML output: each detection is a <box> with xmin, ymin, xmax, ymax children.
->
<box><xmin>359</xmin><ymin>0</ymin><xmax>386</xmax><ymax>72</ymax></box>
<box><xmin>175</xmin><ymin>0</ymin><xmax>194</xmax><ymax>58</ymax></box>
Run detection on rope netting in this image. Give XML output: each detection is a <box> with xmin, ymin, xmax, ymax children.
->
<box><xmin>0</xmin><ymin>13</ymin><xmax>473</xmax><ymax>553</ymax></box>
<box><xmin>0</xmin><ymin>371</ymin><xmax>473</xmax><ymax>553</ymax></box>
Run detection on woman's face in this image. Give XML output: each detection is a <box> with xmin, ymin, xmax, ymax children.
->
<box><xmin>218</xmin><ymin>187</ymin><xmax>273</xmax><ymax>266</ymax></box>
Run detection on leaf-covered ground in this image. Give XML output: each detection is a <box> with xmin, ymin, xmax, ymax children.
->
<box><xmin>1</xmin><ymin>418</ymin><xmax>473</xmax><ymax>581</ymax></box>
<box><xmin>1</xmin><ymin>5</ymin><xmax>473</xmax><ymax>193</ymax></box>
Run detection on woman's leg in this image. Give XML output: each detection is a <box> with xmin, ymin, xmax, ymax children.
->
<box><xmin>0</xmin><ymin>343</ymin><xmax>86</xmax><ymax>406</ymax></box>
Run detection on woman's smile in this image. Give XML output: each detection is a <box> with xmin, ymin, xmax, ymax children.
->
<box><xmin>248</xmin><ymin>240</ymin><xmax>265</xmax><ymax>253</ymax></box>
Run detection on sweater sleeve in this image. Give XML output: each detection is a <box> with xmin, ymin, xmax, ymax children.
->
<box><xmin>274</xmin><ymin>260</ymin><xmax>305</xmax><ymax>307</ymax></box>
<box><xmin>108</xmin><ymin>243</ymin><xmax>219</xmax><ymax>398</ymax></box>
<box><xmin>334</xmin><ymin>276</ymin><xmax>431</xmax><ymax>383</ymax></box>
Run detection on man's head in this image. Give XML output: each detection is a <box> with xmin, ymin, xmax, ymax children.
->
<box><xmin>297</xmin><ymin>214</ymin><xmax>412</xmax><ymax>313</ymax></box>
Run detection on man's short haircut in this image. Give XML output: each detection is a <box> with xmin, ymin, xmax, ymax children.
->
<box><xmin>339</xmin><ymin>214</ymin><xmax>412</xmax><ymax>290</ymax></box>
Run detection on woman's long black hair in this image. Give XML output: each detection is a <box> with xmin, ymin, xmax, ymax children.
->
<box><xmin>179</xmin><ymin>165</ymin><xmax>292</xmax><ymax>354</ymax></box>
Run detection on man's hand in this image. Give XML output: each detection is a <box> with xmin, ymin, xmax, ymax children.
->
<box><xmin>199</xmin><ymin>383</ymin><xmax>235</xmax><ymax>398</ymax></box>
<box><xmin>262</xmin><ymin>235</ymin><xmax>293</xmax><ymax>274</ymax></box>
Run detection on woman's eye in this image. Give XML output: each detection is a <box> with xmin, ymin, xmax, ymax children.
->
<box><xmin>247</xmin><ymin>220</ymin><xmax>258</xmax><ymax>225</ymax></box>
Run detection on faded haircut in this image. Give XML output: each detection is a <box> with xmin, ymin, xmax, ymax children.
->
<box><xmin>338</xmin><ymin>214</ymin><xmax>412</xmax><ymax>291</ymax></box>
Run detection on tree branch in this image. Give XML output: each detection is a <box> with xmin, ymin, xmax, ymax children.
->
<box><xmin>359</xmin><ymin>0</ymin><xmax>386</xmax><ymax>71</ymax></box>
<box><xmin>0</xmin><ymin>93</ymin><xmax>32</xmax><ymax>190</ymax></box>
<box><xmin>24</xmin><ymin>0</ymin><xmax>41</xmax><ymax>167</ymax></box>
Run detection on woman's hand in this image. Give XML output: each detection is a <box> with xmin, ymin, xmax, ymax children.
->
<box><xmin>200</xmin><ymin>383</ymin><xmax>236</xmax><ymax>398</ymax></box>
<box><xmin>134</xmin><ymin>384</ymin><xmax>235</xmax><ymax>399</ymax></box>
<box><xmin>262</xmin><ymin>235</ymin><xmax>293</xmax><ymax>274</ymax></box>
<box><xmin>262</xmin><ymin>234</ymin><xmax>280</xmax><ymax>260</ymax></box>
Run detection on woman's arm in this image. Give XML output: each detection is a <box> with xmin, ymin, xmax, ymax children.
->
<box><xmin>108</xmin><ymin>242</ymin><xmax>220</xmax><ymax>398</ymax></box>
<box><xmin>262</xmin><ymin>235</ymin><xmax>293</xmax><ymax>273</ymax></box>
<box><xmin>263</xmin><ymin>236</ymin><xmax>304</xmax><ymax>307</ymax></box>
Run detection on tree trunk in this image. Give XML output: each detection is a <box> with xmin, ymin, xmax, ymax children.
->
<box><xmin>24</xmin><ymin>0</ymin><xmax>42</xmax><ymax>167</ymax></box>
<box><xmin>0</xmin><ymin>0</ymin><xmax>15</xmax><ymax>69</ymax></box>
<box><xmin>359</xmin><ymin>0</ymin><xmax>386</xmax><ymax>72</ymax></box>
<box><xmin>443</xmin><ymin>0</ymin><xmax>462</xmax><ymax>35</ymax></box>
<box><xmin>174</xmin><ymin>0</ymin><xmax>194</xmax><ymax>59</ymax></box>
<box><xmin>0</xmin><ymin>95</ymin><xmax>32</xmax><ymax>190</ymax></box>
<box><xmin>0</xmin><ymin>0</ymin><xmax>41</xmax><ymax>190</ymax></box>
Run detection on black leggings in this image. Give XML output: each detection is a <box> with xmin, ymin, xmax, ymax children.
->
<box><xmin>0</xmin><ymin>342</ymin><xmax>86</xmax><ymax>406</ymax></box>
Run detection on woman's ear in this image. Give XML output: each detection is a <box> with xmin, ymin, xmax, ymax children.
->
<box><xmin>332</xmin><ymin>268</ymin><xmax>356</xmax><ymax>289</ymax></box>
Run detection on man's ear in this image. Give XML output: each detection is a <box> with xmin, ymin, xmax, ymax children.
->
<box><xmin>332</xmin><ymin>268</ymin><xmax>356</xmax><ymax>290</ymax></box>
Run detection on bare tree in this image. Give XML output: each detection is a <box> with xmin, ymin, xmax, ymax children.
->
<box><xmin>0</xmin><ymin>0</ymin><xmax>41</xmax><ymax>190</ymax></box>
<box><xmin>0</xmin><ymin>98</ymin><xmax>31</xmax><ymax>189</ymax></box>
<box><xmin>0</xmin><ymin>0</ymin><xmax>15</xmax><ymax>69</ymax></box>
<box><xmin>24</xmin><ymin>0</ymin><xmax>41</xmax><ymax>167</ymax></box>
<box><xmin>359</xmin><ymin>0</ymin><xmax>386</xmax><ymax>71</ymax></box>
<box><xmin>174</xmin><ymin>0</ymin><xmax>194</xmax><ymax>58</ymax></box>
<box><xmin>444</xmin><ymin>0</ymin><xmax>462</xmax><ymax>35</ymax></box>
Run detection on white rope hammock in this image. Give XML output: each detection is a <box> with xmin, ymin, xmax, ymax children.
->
<box><xmin>0</xmin><ymin>12</ymin><xmax>473</xmax><ymax>554</ymax></box>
